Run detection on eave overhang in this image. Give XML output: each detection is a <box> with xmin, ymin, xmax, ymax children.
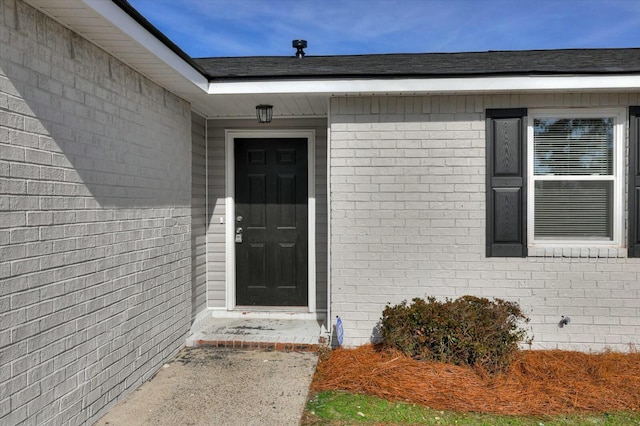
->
<box><xmin>20</xmin><ymin>1</ymin><xmax>640</xmax><ymax>119</ymax></box>
<box><xmin>24</xmin><ymin>0</ymin><xmax>213</xmax><ymax>114</ymax></box>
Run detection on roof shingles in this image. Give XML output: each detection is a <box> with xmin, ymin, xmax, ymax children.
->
<box><xmin>194</xmin><ymin>48</ymin><xmax>640</xmax><ymax>81</ymax></box>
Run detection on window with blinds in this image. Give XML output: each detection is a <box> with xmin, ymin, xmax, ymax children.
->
<box><xmin>529</xmin><ymin>113</ymin><xmax>620</xmax><ymax>243</ymax></box>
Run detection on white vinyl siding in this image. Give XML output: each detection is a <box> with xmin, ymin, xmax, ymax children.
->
<box><xmin>192</xmin><ymin>112</ymin><xmax>208</xmax><ymax>320</ymax></box>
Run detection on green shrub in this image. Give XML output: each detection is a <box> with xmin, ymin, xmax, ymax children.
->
<box><xmin>380</xmin><ymin>295</ymin><xmax>530</xmax><ymax>373</ymax></box>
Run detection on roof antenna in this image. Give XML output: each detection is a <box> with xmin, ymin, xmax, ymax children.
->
<box><xmin>292</xmin><ymin>40</ymin><xmax>307</xmax><ymax>58</ymax></box>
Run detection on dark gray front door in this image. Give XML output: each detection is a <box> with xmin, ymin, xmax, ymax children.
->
<box><xmin>235</xmin><ymin>138</ymin><xmax>308</xmax><ymax>306</ymax></box>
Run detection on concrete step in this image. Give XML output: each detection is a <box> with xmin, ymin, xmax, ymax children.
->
<box><xmin>186</xmin><ymin>317</ymin><xmax>326</xmax><ymax>352</ymax></box>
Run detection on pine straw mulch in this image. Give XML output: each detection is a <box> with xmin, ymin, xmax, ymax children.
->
<box><xmin>311</xmin><ymin>345</ymin><xmax>640</xmax><ymax>416</ymax></box>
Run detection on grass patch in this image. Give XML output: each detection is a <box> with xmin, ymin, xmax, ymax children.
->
<box><xmin>303</xmin><ymin>391</ymin><xmax>640</xmax><ymax>425</ymax></box>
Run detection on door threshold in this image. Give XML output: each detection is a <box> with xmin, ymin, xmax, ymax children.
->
<box><xmin>209</xmin><ymin>308</ymin><xmax>325</xmax><ymax>321</ymax></box>
<box><xmin>236</xmin><ymin>306</ymin><xmax>309</xmax><ymax>312</ymax></box>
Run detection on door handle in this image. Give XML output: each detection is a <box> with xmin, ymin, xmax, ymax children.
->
<box><xmin>235</xmin><ymin>227</ymin><xmax>243</xmax><ymax>243</ymax></box>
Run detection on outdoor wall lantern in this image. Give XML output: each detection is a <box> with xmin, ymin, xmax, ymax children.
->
<box><xmin>256</xmin><ymin>104</ymin><xmax>273</xmax><ymax>123</ymax></box>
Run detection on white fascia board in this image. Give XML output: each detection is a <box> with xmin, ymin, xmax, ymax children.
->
<box><xmin>208</xmin><ymin>75</ymin><xmax>640</xmax><ymax>95</ymax></box>
<box><xmin>83</xmin><ymin>0</ymin><xmax>208</xmax><ymax>92</ymax></box>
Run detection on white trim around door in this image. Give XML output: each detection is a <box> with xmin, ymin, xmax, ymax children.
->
<box><xmin>225</xmin><ymin>130</ymin><xmax>316</xmax><ymax>313</ymax></box>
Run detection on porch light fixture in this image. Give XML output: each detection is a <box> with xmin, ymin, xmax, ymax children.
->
<box><xmin>256</xmin><ymin>104</ymin><xmax>273</xmax><ymax>123</ymax></box>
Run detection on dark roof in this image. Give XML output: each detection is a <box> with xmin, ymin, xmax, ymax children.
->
<box><xmin>109</xmin><ymin>1</ymin><xmax>640</xmax><ymax>83</ymax></box>
<box><xmin>194</xmin><ymin>49</ymin><xmax>640</xmax><ymax>81</ymax></box>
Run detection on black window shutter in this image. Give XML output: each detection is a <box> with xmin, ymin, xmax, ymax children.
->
<box><xmin>629</xmin><ymin>107</ymin><xmax>640</xmax><ymax>257</ymax></box>
<box><xmin>486</xmin><ymin>108</ymin><xmax>528</xmax><ymax>257</ymax></box>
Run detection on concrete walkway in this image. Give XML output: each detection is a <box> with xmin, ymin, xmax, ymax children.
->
<box><xmin>96</xmin><ymin>318</ymin><xmax>324</xmax><ymax>425</ymax></box>
<box><xmin>95</xmin><ymin>346</ymin><xmax>318</xmax><ymax>426</ymax></box>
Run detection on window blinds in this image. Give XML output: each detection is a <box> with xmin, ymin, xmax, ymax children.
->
<box><xmin>534</xmin><ymin>118</ymin><xmax>613</xmax><ymax>176</ymax></box>
<box><xmin>534</xmin><ymin>181</ymin><xmax>612</xmax><ymax>238</ymax></box>
<box><xmin>533</xmin><ymin>118</ymin><xmax>614</xmax><ymax>240</ymax></box>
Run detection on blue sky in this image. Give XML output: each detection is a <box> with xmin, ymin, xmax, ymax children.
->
<box><xmin>128</xmin><ymin>0</ymin><xmax>640</xmax><ymax>58</ymax></box>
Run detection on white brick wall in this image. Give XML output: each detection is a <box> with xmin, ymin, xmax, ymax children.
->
<box><xmin>1</xmin><ymin>1</ymin><xmax>191</xmax><ymax>424</ymax></box>
<box><xmin>330</xmin><ymin>94</ymin><xmax>640</xmax><ymax>352</ymax></box>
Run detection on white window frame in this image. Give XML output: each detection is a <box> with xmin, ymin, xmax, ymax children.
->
<box><xmin>527</xmin><ymin>108</ymin><xmax>625</xmax><ymax>248</ymax></box>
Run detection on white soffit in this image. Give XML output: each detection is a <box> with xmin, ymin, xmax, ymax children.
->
<box><xmin>201</xmin><ymin>94</ymin><xmax>329</xmax><ymax>119</ymax></box>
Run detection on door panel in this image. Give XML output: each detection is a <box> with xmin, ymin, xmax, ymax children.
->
<box><xmin>277</xmin><ymin>174</ymin><xmax>296</xmax><ymax>227</ymax></box>
<box><xmin>248</xmin><ymin>174</ymin><xmax>266</xmax><ymax>227</ymax></box>
<box><xmin>276</xmin><ymin>242</ymin><xmax>296</xmax><ymax>287</ymax></box>
<box><xmin>247</xmin><ymin>243</ymin><xmax>266</xmax><ymax>287</ymax></box>
<box><xmin>235</xmin><ymin>138</ymin><xmax>308</xmax><ymax>306</ymax></box>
